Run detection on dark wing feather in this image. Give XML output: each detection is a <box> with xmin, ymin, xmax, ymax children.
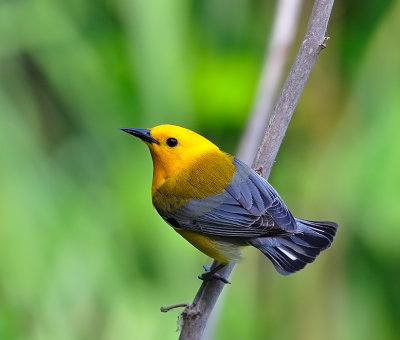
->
<box><xmin>161</xmin><ymin>158</ymin><xmax>297</xmax><ymax>237</ymax></box>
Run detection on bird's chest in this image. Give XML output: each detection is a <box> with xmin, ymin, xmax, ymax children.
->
<box><xmin>152</xmin><ymin>153</ymin><xmax>235</xmax><ymax>214</ymax></box>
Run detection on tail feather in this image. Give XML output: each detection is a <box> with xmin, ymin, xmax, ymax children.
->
<box><xmin>250</xmin><ymin>219</ymin><xmax>338</xmax><ymax>275</ymax></box>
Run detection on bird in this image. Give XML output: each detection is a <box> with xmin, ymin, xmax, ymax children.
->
<box><xmin>121</xmin><ymin>124</ymin><xmax>337</xmax><ymax>282</ymax></box>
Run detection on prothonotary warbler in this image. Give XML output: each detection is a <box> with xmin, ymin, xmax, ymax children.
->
<box><xmin>121</xmin><ymin>124</ymin><xmax>337</xmax><ymax>282</ymax></box>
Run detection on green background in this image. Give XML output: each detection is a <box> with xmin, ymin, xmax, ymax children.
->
<box><xmin>1</xmin><ymin>0</ymin><xmax>399</xmax><ymax>339</ymax></box>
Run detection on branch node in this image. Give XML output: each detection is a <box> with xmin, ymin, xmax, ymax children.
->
<box><xmin>160</xmin><ymin>303</ymin><xmax>190</xmax><ymax>313</ymax></box>
<box><xmin>179</xmin><ymin>303</ymin><xmax>201</xmax><ymax>329</ymax></box>
<box><xmin>255</xmin><ymin>167</ymin><xmax>264</xmax><ymax>176</ymax></box>
<box><xmin>181</xmin><ymin>304</ymin><xmax>200</xmax><ymax>319</ymax></box>
<box><xmin>320</xmin><ymin>36</ymin><xmax>330</xmax><ymax>49</ymax></box>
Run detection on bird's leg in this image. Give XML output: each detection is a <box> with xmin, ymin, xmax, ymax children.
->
<box><xmin>198</xmin><ymin>263</ymin><xmax>230</xmax><ymax>284</ymax></box>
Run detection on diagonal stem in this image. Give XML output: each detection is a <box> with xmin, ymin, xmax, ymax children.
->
<box><xmin>178</xmin><ymin>1</ymin><xmax>335</xmax><ymax>339</ymax></box>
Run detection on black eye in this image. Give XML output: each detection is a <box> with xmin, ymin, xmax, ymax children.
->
<box><xmin>166</xmin><ymin>137</ymin><xmax>178</xmax><ymax>147</ymax></box>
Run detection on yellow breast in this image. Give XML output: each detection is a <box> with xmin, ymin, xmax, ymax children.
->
<box><xmin>152</xmin><ymin>150</ymin><xmax>235</xmax><ymax>213</ymax></box>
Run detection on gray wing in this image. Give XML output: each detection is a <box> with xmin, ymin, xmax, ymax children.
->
<box><xmin>161</xmin><ymin>158</ymin><xmax>297</xmax><ymax>238</ymax></box>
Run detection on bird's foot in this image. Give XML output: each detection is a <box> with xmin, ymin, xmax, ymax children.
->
<box><xmin>198</xmin><ymin>265</ymin><xmax>231</xmax><ymax>284</ymax></box>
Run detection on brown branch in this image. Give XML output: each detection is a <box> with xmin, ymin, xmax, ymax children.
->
<box><xmin>178</xmin><ymin>1</ymin><xmax>335</xmax><ymax>339</ymax></box>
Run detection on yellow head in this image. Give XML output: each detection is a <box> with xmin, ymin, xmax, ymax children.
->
<box><xmin>121</xmin><ymin>124</ymin><xmax>221</xmax><ymax>191</ymax></box>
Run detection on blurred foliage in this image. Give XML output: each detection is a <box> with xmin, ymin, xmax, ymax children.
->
<box><xmin>0</xmin><ymin>0</ymin><xmax>399</xmax><ymax>339</ymax></box>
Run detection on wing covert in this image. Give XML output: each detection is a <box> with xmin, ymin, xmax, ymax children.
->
<box><xmin>160</xmin><ymin>158</ymin><xmax>297</xmax><ymax>237</ymax></box>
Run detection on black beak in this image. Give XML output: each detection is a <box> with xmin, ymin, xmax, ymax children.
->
<box><xmin>120</xmin><ymin>127</ymin><xmax>160</xmax><ymax>145</ymax></box>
